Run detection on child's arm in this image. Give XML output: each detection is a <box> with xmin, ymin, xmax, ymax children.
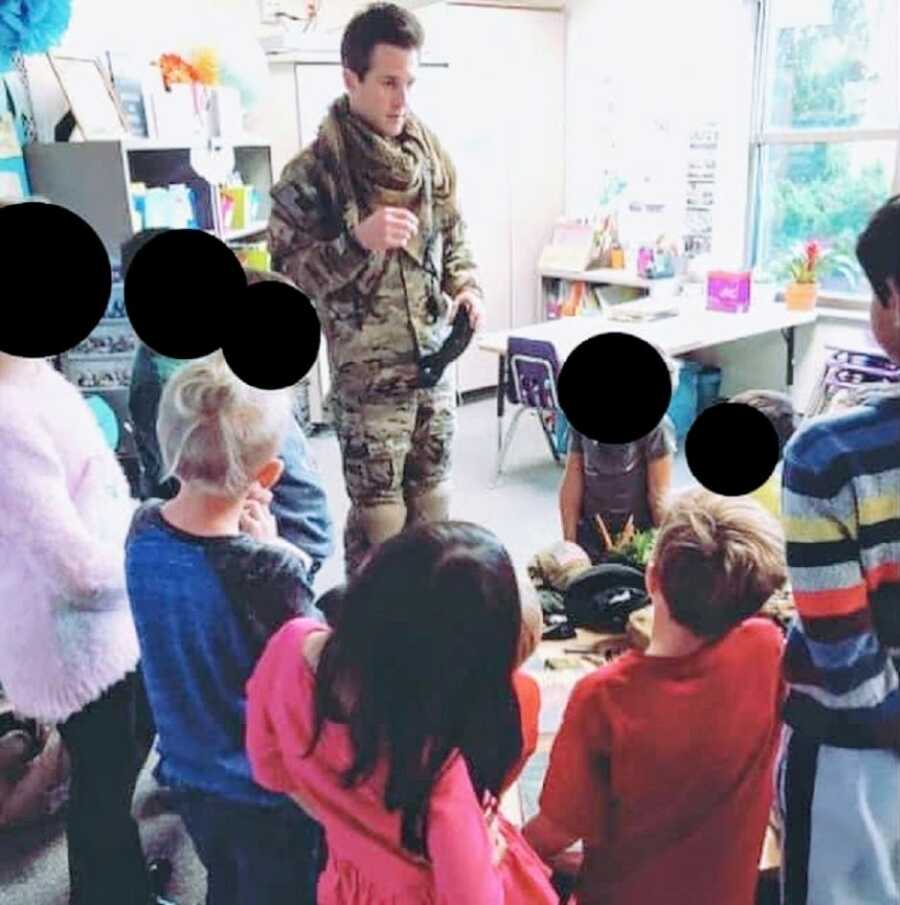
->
<box><xmin>524</xmin><ymin>812</ymin><xmax>580</xmax><ymax>862</ymax></box>
<box><xmin>269</xmin><ymin>422</ymin><xmax>334</xmax><ymax>568</ymax></box>
<box><xmin>209</xmin><ymin>540</ymin><xmax>316</xmax><ymax>649</ymax></box>
<box><xmin>427</xmin><ymin>756</ymin><xmax>506</xmax><ymax>903</ymax></box>
<box><xmin>560</xmin><ymin>445</ymin><xmax>585</xmax><ymax>543</ymax></box>
<box><xmin>0</xmin><ymin>415</ymin><xmax>128</xmax><ymax>611</ymax></box>
<box><xmin>246</xmin><ymin>619</ymin><xmax>325</xmax><ymax>790</ymax></box>
<box><xmin>501</xmin><ymin>671</ymin><xmax>541</xmax><ymax>793</ymax></box>
<box><xmin>645</xmin><ymin>416</ymin><xmax>677</xmax><ymax>527</ymax></box>
<box><xmin>525</xmin><ymin>676</ymin><xmax>611</xmax><ymax>859</ymax></box>
<box><xmin>646</xmin><ymin>454</ymin><xmax>673</xmax><ymax>527</ymax></box>
<box><xmin>782</xmin><ymin>441</ymin><xmax>900</xmax><ymax>749</ymax></box>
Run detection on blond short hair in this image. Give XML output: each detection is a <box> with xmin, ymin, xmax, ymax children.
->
<box><xmin>651</xmin><ymin>488</ymin><xmax>786</xmax><ymax>638</ymax></box>
<box><xmin>157</xmin><ymin>353</ymin><xmax>294</xmax><ymax>498</ymax></box>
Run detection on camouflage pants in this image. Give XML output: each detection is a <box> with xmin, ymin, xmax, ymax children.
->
<box><xmin>331</xmin><ymin>381</ymin><xmax>456</xmax><ymax>577</ymax></box>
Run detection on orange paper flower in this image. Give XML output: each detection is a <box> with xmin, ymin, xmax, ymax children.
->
<box><xmin>159</xmin><ymin>53</ymin><xmax>201</xmax><ymax>89</ymax></box>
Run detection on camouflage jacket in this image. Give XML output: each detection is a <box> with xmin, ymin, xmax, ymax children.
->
<box><xmin>268</xmin><ymin>132</ymin><xmax>482</xmax><ymax>398</ymax></box>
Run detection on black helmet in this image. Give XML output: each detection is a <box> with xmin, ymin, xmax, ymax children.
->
<box><xmin>418</xmin><ymin>306</ymin><xmax>474</xmax><ymax>389</ymax></box>
<box><xmin>563</xmin><ymin>563</ymin><xmax>648</xmax><ymax>633</ymax></box>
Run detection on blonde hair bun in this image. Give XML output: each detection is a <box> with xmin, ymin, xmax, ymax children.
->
<box><xmin>174</xmin><ymin>361</ymin><xmax>240</xmax><ymax>421</ymax></box>
<box><xmin>157</xmin><ymin>353</ymin><xmax>293</xmax><ymax>498</ymax></box>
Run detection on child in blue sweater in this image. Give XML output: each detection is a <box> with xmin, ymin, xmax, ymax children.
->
<box><xmin>125</xmin><ymin>354</ymin><xmax>322</xmax><ymax>905</ymax></box>
<box><xmin>122</xmin><ymin>230</ymin><xmax>334</xmax><ymax>585</ymax></box>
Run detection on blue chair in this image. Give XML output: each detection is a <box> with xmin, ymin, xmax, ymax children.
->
<box><xmin>497</xmin><ymin>337</ymin><xmax>569</xmax><ymax>475</ymax></box>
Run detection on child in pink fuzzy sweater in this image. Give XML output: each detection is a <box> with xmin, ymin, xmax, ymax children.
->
<box><xmin>0</xmin><ymin>352</ymin><xmax>159</xmax><ymax>905</ymax></box>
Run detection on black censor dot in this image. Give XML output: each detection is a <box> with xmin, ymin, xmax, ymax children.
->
<box><xmin>557</xmin><ymin>333</ymin><xmax>673</xmax><ymax>443</ymax></box>
<box><xmin>686</xmin><ymin>403</ymin><xmax>780</xmax><ymax>496</ymax></box>
<box><xmin>0</xmin><ymin>202</ymin><xmax>110</xmax><ymax>358</ymax></box>
<box><xmin>124</xmin><ymin>230</ymin><xmax>245</xmax><ymax>359</ymax></box>
<box><xmin>222</xmin><ymin>280</ymin><xmax>321</xmax><ymax>390</ymax></box>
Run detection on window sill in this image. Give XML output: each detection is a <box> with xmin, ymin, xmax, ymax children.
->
<box><xmin>772</xmin><ymin>289</ymin><xmax>870</xmax><ymax>324</ymax></box>
<box><xmin>814</xmin><ymin>305</ymin><xmax>871</xmax><ymax>324</ymax></box>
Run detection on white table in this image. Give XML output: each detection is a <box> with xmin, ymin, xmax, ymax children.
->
<box><xmin>477</xmin><ymin>299</ymin><xmax>818</xmax><ymax>471</ymax></box>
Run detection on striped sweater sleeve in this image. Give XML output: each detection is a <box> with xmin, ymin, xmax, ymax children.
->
<box><xmin>781</xmin><ymin>419</ymin><xmax>900</xmax><ymax>749</ymax></box>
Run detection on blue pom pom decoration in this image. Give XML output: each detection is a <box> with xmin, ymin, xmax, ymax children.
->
<box><xmin>0</xmin><ymin>0</ymin><xmax>72</xmax><ymax>73</ymax></box>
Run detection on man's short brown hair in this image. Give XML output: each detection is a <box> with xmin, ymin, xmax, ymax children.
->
<box><xmin>341</xmin><ymin>3</ymin><xmax>424</xmax><ymax>80</ymax></box>
<box><xmin>651</xmin><ymin>488</ymin><xmax>786</xmax><ymax>639</ymax></box>
<box><xmin>730</xmin><ymin>390</ymin><xmax>797</xmax><ymax>454</ymax></box>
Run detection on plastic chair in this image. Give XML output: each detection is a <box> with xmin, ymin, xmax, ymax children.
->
<box><xmin>497</xmin><ymin>337</ymin><xmax>569</xmax><ymax>475</ymax></box>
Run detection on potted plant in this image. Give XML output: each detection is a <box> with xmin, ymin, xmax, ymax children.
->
<box><xmin>784</xmin><ymin>240</ymin><xmax>823</xmax><ymax>311</ymax></box>
<box><xmin>593</xmin><ymin>514</ymin><xmax>657</xmax><ymax>572</ymax></box>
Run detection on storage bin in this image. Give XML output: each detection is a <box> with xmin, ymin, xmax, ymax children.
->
<box><xmin>697</xmin><ymin>366</ymin><xmax>722</xmax><ymax>414</ymax></box>
<box><xmin>667</xmin><ymin>360</ymin><xmax>701</xmax><ymax>441</ymax></box>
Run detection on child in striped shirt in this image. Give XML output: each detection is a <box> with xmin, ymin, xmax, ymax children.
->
<box><xmin>777</xmin><ymin>196</ymin><xmax>900</xmax><ymax>905</ymax></box>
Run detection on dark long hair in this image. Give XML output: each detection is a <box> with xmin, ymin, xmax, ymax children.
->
<box><xmin>306</xmin><ymin>521</ymin><xmax>523</xmax><ymax>856</ymax></box>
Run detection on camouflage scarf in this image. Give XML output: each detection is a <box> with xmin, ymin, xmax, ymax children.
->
<box><xmin>318</xmin><ymin>95</ymin><xmax>456</xmax><ymax>264</ymax></box>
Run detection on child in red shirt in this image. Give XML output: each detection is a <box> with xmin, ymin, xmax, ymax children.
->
<box><xmin>524</xmin><ymin>488</ymin><xmax>787</xmax><ymax>905</ymax></box>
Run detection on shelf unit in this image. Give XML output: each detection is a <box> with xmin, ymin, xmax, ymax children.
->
<box><xmin>57</xmin><ymin>274</ymin><xmax>135</xmax><ymax>395</ymax></box>
<box><xmin>26</xmin><ymin>136</ymin><xmax>275</xmax><ymax>395</ymax></box>
<box><xmin>122</xmin><ymin>135</ymin><xmax>271</xmax><ymax>151</ymax></box>
<box><xmin>25</xmin><ymin>138</ymin><xmax>288</xmax><ymax>456</ymax></box>
<box><xmin>24</xmin><ymin>139</ymin><xmax>274</xmax><ymax>260</ymax></box>
<box><xmin>223</xmin><ymin>222</ymin><xmax>268</xmax><ymax>241</ymax></box>
<box><xmin>539</xmin><ymin>266</ymin><xmax>654</xmax><ymax>290</ymax></box>
<box><xmin>538</xmin><ymin>265</ymin><xmax>679</xmax><ymax>320</ymax></box>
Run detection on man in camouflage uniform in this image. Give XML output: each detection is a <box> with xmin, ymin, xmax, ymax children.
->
<box><xmin>268</xmin><ymin>3</ymin><xmax>484</xmax><ymax>576</ymax></box>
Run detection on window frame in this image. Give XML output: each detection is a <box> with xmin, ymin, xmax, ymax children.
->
<box><xmin>745</xmin><ymin>0</ymin><xmax>900</xmax><ymax>308</ymax></box>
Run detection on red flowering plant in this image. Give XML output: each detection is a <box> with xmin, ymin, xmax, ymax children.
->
<box><xmin>790</xmin><ymin>240</ymin><xmax>823</xmax><ymax>284</ymax></box>
<box><xmin>778</xmin><ymin>238</ymin><xmax>858</xmax><ymax>289</ymax></box>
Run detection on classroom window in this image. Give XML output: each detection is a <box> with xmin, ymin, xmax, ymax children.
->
<box><xmin>750</xmin><ymin>0</ymin><xmax>900</xmax><ymax>297</ymax></box>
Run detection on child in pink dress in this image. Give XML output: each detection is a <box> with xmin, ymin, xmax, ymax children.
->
<box><xmin>246</xmin><ymin>521</ymin><xmax>558</xmax><ymax>904</ymax></box>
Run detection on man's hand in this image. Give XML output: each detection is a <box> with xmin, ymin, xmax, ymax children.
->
<box><xmin>447</xmin><ymin>288</ymin><xmax>485</xmax><ymax>332</ymax></box>
<box><xmin>353</xmin><ymin>207</ymin><xmax>419</xmax><ymax>252</ymax></box>
<box><xmin>523</xmin><ymin>811</ymin><xmax>580</xmax><ymax>862</ymax></box>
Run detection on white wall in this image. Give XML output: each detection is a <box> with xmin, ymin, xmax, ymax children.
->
<box><xmin>563</xmin><ymin>0</ymin><xmax>879</xmax><ymax>410</ymax></box>
<box><xmin>60</xmin><ymin>0</ymin><xmax>260</xmax><ymax>56</ymax></box>
<box><xmin>564</xmin><ymin>0</ymin><xmax>756</xmax><ymax>266</ymax></box>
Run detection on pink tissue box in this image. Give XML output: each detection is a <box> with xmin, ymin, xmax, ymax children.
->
<box><xmin>707</xmin><ymin>270</ymin><xmax>751</xmax><ymax>313</ymax></box>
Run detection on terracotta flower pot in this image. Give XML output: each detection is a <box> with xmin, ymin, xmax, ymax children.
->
<box><xmin>784</xmin><ymin>281</ymin><xmax>818</xmax><ymax>311</ymax></box>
